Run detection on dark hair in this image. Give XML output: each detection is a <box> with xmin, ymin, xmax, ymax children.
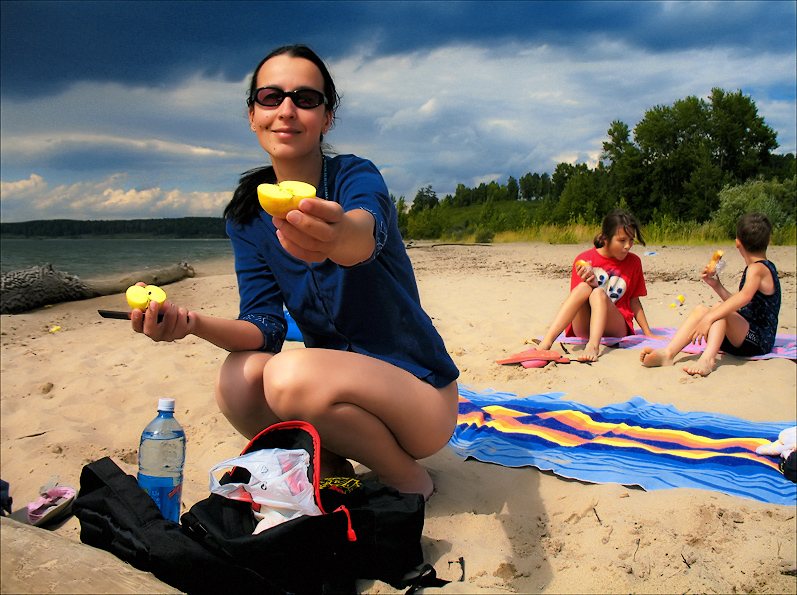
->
<box><xmin>225</xmin><ymin>45</ymin><xmax>339</xmax><ymax>226</ymax></box>
<box><xmin>736</xmin><ymin>212</ymin><xmax>772</xmax><ymax>253</ymax></box>
<box><xmin>594</xmin><ymin>209</ymin><xmax>646</xmax><ymax>248</ymax></box>
<box><xmin>246</xmin><ymin>44</ymin><xmax>339</xmax><ymax>129</ymax></box>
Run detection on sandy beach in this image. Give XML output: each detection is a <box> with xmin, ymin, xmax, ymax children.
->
<box><xmin>2</xmin><ymin>241</ymin><xmax>795</xmax><ymax>594</ymax></box>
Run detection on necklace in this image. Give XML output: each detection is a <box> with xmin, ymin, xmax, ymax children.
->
<box><xmin>322</xmin><ymin>153</ymin><xmax>328</xmax><ymax>200</ymax></box>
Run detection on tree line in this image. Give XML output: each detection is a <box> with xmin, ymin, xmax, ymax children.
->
<box><xmin>4</xmin><ymin>89</ymin><xmax>794</xmax><ymax>243</ymax></box>
<box><xmin>396</xmin><ymin>88</ymin><xmax>795</xmax><ymax>241</ymax></box>
<box><xmin>1</xmin><ymin>217</ymin><xmax>228</xmax><ymax>239</ymax></box>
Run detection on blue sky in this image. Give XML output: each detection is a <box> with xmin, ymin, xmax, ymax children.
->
<box><xmin>1</xmin><ymin>0</ymin><xmax>795</xmax><ymax>223</ymax></box>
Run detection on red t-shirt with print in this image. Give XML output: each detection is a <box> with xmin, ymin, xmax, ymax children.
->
<box><xmin>565</xmin><ymin>246</ymin><xmax>647</xmax><ymax>337</ymax></box>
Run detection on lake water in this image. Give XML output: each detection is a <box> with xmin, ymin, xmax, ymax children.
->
<box><xmin>0</xmin><ymin>238</ymin><xmax>234</xmax><ymax>279</ymax></box>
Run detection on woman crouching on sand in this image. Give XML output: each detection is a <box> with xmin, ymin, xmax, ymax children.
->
<box><xmin>131</xmin><ymin>44</ymin><xmax>459</xmax><ymax>499</ymax></box>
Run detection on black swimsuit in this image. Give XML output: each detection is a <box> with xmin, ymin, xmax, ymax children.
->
<box><xmin>720</xmin><ymin>260</ymin><xmax>781</xmax><ymax>356</ymax></box>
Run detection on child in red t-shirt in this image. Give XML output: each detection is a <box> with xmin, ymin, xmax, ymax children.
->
<box><xmin>538</xmin><ymin>209</ymin><xmax>657</xmax><ymax>362</ymax></box>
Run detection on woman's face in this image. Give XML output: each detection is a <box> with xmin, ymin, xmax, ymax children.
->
<box><xmin>248</xmin><ymin>54</ymin><xmax>333</xmax><ymax>163</ymax></box>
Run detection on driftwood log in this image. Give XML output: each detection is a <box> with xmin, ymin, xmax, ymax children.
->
<box><xmin>1</xmin><ymin>262</ymin><xmax>195</xmax><ymax>314</ymax></box>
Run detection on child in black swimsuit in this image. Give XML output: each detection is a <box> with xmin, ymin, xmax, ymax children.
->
<box><xmin>640</xmin><ymin>212</ymin><xmax>781</xmax><ymax>376</ymax></box>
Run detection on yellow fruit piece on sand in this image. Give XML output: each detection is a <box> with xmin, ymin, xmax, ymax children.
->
<box><xmin>126</xmin><ymin>284</ymin><xmax>167</xmax><ymax>310</ymax></box>
<box><xmin>257</xmin><ymin>181</ymin><xmax>317</xmax><ymax>218</ymax></box>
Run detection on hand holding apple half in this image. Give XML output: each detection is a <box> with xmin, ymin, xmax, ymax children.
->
<box><xmin>257</xmin><ymin>181</ymin><xmax>317</xmax><ymax>218</ymax></box>
<box><xmin>575</xmin><ymin>259</ymin><xmax>592</xmax><ymax>272</ymax></box>
<box><xmin>126</xmin><ymin>284</ymin><xmax>167</xmax><ymax>311</ymax></box>
<box><xmin>706</xmin><ymin>249</ymin><xmax>724</xmax><ymax>277</ymax></box>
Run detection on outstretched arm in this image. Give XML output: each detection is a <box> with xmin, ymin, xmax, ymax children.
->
<box><xmin>132</xmin><ymin>300</ymin><xmax>266</xmax><ymax>352</ymax></box>
<box><xmin>274</xmin><ymin>198</ymin><xmax>375</xmax><ymax>266</ymax></box>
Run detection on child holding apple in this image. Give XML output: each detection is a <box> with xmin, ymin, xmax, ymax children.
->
<box><xmin>640</xmin><ymin>212</ymin><xmax>781</xmax><ymax>376</ymax></box>
<box><xmin>537</xmin><ymin>209</ymin><xmax>657</xmax><ymax>361</ymax></box>
<box><xmin>131</xmin><ymin>45</ymin><xmax>458</xmax><ymax>500</ymax></box>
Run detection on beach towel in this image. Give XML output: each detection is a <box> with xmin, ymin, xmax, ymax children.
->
<box><xmin>449</xmin><ymin>387</ymin><xmax>797</xmax><ymax>506</ymax></box>
<box><xmin>545</xmin><ymin>327</ymin><xmax>796</xmax><ymax>360</ymax></box>
<box><xmin>284</xmin><ymin>309</ymin><xmax>303</xmax><ymax>342</ymax></box>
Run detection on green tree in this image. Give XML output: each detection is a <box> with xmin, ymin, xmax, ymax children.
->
<box><xmin>392</xmin><ymin>194</ymin><xmax>408</xmax><ymax>234</ymax></box>
<box><xmin>707</xmin><ymin>88</ymin><xmax>779</xmax><ymax>182</ymax></box>
<box><xmin>712</xmin><ymin>177</ymin><xmax>796</xmax><ymax>238</ymax></box>
<box><xmin>518</xmin><ymin>172</ymin><xmax>535</xmax><ymax>200</ymax></box>
<box><xmin>410</xmin><ymin>185</ymin><xmax>438</xmax><ymax>213</ymax></box>
<box><xmin>506</xmin><ymin>176</ymin><xmax>519</xmax><ymax>201</ymax></box>
<box><xmin>603</xmin><ymin>88</ymin><xmax>779</xmax><ymax>222</ymax></box>
<box><xmin>601</xmin><ymin>120</ymin><xmax>651</xmax><ymax>219</ymax></box>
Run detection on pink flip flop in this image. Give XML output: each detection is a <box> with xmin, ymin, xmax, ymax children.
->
<box><xmin>27</xmin><ymin>479</ymin><xmax>76</xmax><ymax>527</ymax></box>
<box><xmin>496</xmin><ymin>349</ymin><xmax>570</xmax><ymax>365</ymax></box>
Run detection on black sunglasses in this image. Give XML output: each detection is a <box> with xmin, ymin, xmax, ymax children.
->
<box><xmin>249</xmin><ymin>87</ymin><xmax>328</xmax><ymax>109</ymax></box>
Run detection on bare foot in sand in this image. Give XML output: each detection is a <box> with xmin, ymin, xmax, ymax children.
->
<box><xmin>683</xmin><ymin>356</ymin><xmax>715</xmax><ymax>377</ymax></box>
<box><xmin>320</xmin><ymin>449</ymin><xmax>355</xmax><ymax>479</ymax></box>
<box><xmin>578</xmin><ymin>343</ymin><xmax>599</xmax><ymax>362</ymax></box>
<box><xmin>640</xmin><ymin>347</ymin><xmax>674</xmax><ymax>367</ymax></box>
<box><xmin>381</xmin><ymin>462</ymin><xmax>434</xmax><ymax>501</ymax></box>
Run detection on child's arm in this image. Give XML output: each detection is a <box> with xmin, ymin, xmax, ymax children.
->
<box><xmin>629</xmin><ymin>297</ymin><xmax>657</xmax><ymax>337</ymax></box>
<box><xmin>690</xmin><ymin>262</ymin><xmax>769</xmax><ymax>341</ymax></box>
<box><xmin>702</xmin><ymin>266</ymin><xmax>733</xmax><ymax>301</ymax></box>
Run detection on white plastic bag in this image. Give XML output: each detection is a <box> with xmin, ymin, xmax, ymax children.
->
<box><xmin>208</xmin><ymin>448</ymin><xmax>322</xmax><ymax>532</ymax></box>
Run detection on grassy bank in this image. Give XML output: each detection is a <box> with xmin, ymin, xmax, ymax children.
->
<box><xmin>446</xmin><ymin>220</ymin><xmax>797</xmax><ymax>246</ymax></box>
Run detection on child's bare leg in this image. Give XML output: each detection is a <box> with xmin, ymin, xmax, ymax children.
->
<box><xmin>683</xmin><ymin>311</ymin><xmax>750</xmax><ymax>377</ymax></box>
<box><xmin>640</xmin><ymin>305</ymin><xmax>710</xmax><ymax>367</ymax></box>
<box><xmin>538</xmin><ymin>283</ymin><xmax>593</xmax><ymax>350</ymax></box>
<box><xmin>261</xmin><ymin>348</ymin><xmax>459</xmax><ymax>499</ymax></box>
<box><xmin>683</xmin><ymin>319</ymin><xmax>726</xmax><ymax>376</ymax></box>
<box><xmin>580</xmin><ymin>288</ymin><xmax>628</xmax><ymax>362</ymax></box>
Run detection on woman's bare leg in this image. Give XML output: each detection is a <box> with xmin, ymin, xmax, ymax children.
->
<box><xmin>215</xmin><ymin>351</ymin><xmax>279</xmax><ymax>437</ymax></box>
<box><xmin>216</xmin><ymin>348</ymin><xmax>459</xmax><ymax>499</ymax></box>
<box><xmin>215</xmin><ymin>351</ymin><xmax>353</xmax><ymax>477</ymax></box>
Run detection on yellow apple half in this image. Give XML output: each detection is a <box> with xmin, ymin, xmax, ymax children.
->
<box><xmin>257</xmin><ymin>181</ymin><xmax>317</xmax><ymax>219</ymax></box>
<box><xmin>706</xmin><ymin>249</ymin><xmax>724</xmax><ymax>275</ymax></box>
<box><xmin>126</xmin><ymin>284</ymin><xmax>167</xmax><ymax>310</ymax></box>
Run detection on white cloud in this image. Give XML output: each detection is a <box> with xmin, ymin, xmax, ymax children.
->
<box><xmin>1</xmin><ymin>37</ymin><xmax>793</xmax><ymax>219</ymax></box>
<box><xmin>0</xmin><ymin>173</ymin><xmax>47</xmax><ymax>196</ymax></box>
<box><xmin>2</xmin><ymin>133</ymin><xmax>231</xmax><ymax>160</ymax></box>
<box><xmin>0</xmin><ymin>174</ymin><xmax>231</xmax><ymax>221</ymax></box>
<box><xmin>329</xmin><ymin>40</ymin><xmax>795</xmax><ymax>200</ymax></box>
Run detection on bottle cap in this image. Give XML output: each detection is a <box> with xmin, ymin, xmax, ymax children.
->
<box><xmin>157</xmin><ymin>398</ymin><xmax>175</xmax><ymax>412</ymax></box>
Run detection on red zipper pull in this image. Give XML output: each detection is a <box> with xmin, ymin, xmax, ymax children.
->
<box><xmin>335</xmin><ymin>505</ymin><xmax>356</xmax><ymax>541</ymax></box>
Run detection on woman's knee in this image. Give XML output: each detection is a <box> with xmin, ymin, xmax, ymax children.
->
<box><xmin>215</xmin><ymin>351</ymin><xmax>269</xmax><ymax>413</ymax></box>
<box><xmin>262</xmin><ymin>350</ymin><xmax>326</xmax><ymax>420</ymax></box>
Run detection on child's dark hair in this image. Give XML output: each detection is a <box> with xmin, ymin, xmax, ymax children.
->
<box><xmin>736</xmin><ymin>212</ymin><xmax>772</xmax><ymax>253</ymax></box>
<box><xmin>594</xmin><ymin>209</ymin><xmax>646</xmax><ymax>248</ymax></box>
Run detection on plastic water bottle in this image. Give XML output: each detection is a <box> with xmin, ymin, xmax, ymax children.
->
<box><xmin>137</xmin><ymin>398</ymin><xmax>185</xmax><ymax>523</ymax></box>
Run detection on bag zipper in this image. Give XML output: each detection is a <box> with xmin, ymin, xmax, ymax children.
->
<box><xmin>335</xmin><ymin>505</ymin><xmax>357</xmax><ymax>541</ymax></box>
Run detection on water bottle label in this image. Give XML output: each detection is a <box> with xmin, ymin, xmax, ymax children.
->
<box><xmin>138</xmin><ymin>474</ymin><xmax>182</xmax><ymax>523</ymax></box>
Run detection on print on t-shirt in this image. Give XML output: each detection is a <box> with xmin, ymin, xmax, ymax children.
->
<box><xmin>592</xmin><ymin>267</ymin><xmax>627</xmax><ymax>303</ymax></box>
